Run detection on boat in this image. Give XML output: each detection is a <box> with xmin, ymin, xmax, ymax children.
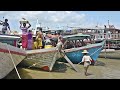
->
<box><xmin>0</xmin><ymin>34</ymin><xmax>21</xmax><ymax>47</ymax></box>
<box><xmin>0</xmin><ymin>42</ymin><xmax>26</xmax><ymax>79</ymax></box>
<box><xmin>58</xmin><ymin>33</ymin><xmax>105</xmax><ymax>64</ymax></box>
<box><xmin>20</xmin><ymin>33</ymin><xmax>105</xmax><ymax>71</ymax></box>
<box><xmin>20</xmin><ymin>47</ymin><xmax>59</xmax><ymax>71</ymax></box>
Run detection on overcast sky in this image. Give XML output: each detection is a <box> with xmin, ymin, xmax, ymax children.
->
<box><xmin>0</xmin><ymin>11</ymin><xmax>120</xmax><ymax>32</ymax></box>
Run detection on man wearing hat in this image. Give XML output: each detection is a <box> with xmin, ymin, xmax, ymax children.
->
<box><xmin>81</xmin><ymin>50</ymin><xmax>92</xmax><ymax>76</ymax></box>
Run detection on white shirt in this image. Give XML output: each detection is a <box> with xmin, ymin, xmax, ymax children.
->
<box><xmin>82</xmin><ymin>55</ymin><xmax>92</xmax><ymax>64</ymax></box>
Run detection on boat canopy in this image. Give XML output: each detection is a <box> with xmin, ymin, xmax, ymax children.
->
<box><xmin>63</xmin><ymin>33</ymin><xmax>90</xmax><ymax>40</ymax></box>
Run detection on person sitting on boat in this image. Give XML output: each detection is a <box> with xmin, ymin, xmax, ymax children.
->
<box><xmin>34</xmin><ymin>31</ymin><xmax>43</xmax><ymax>49</ymax></box>
<box><xmin>20</xmin><ymin>21</ymin><xmax>31</xmax><ymax>50</ymax></box>
<box><xmin>0</xmin><ymin>19</ymin><xmax>11</xmax><ymax>34</ymax></box>
<box><xmin>65</xmin><ymin>41</ymin><xmax>74</xmax><ymax>49</ymax></box>
<box><xmin>44</xmin><ymin>38</ymin><xmax>53</xmax><ymax>49</ymax></box>
<box><xmin>81</xmin><ymin>50</ymin><xmax>92</xmax><ymax>76</ymax></box>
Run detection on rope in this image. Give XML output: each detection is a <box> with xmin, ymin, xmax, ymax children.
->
<box><xmin>77</xmin><ymin>44</ymin><xmax>104</xmax><ymax>65</ymax></box>
<box><xmin>90</xmin><ymin>45</ymin><xmax>104</xmax><ymax>57</ymax></box>
<box><xmin>6</xmin><ymin>44</ymin><xmax>21</xmax><ymax>79</ymax></box>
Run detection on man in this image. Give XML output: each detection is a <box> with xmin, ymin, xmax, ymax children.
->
<box><xmin>0</xmin><ymin>19</ymin><xmax>11</xmax><ymax>34</ymax></box>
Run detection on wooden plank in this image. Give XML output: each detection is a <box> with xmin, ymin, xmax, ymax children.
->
<box><xmin>49</xmin><ymin>52</ymin><xmax>58</xmax><ymax>71</ymax></box>
<box><xmin>63</xmin><ymin>54</ymin><xmax>80</xmax><ymax>73</ymax></box>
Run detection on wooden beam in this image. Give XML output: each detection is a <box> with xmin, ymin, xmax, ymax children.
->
<box><xmin>61</xmin><ymin>51</ymin><xmax>80</xmax><ymax>72</ymax></box>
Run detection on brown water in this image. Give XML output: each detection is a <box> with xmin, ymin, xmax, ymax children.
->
<box><xmin>4</xmin><ymin>58</ymin><xmax>120</xmax><ymax>79</ymax></box>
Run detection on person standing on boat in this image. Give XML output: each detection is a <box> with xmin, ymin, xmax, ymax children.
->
<box><xmin>33</xmin><ymin>31</ymin><xmax>43</xmax><ymax>49</ymax></box>
<box><xmin>39</xmin><ymin>28</ymin><xmax>45</xmax><ymax>48</ymax></box>
<box><xmin>56</xmin><ymin>35</ymin><xmax>64</xmax><ymax>58</ymax></box>
<box><xmin>20</xmin><ymin>21</ymin><xmax>31</xmax><ymax>50</ymax></box>
<box><xmin>27</xmin><ymin>30</ymin><xmax>33</xmax><ymax>50</ymax></box>
<box><xmin>81</xmin><ymin>50</ymin><xmax>92</xmax><ymax>76</ymax></box>
<box><xmin>0</xmin><ymin>19</ymin><xmax>11</xmax><ymax>34</ymax></box>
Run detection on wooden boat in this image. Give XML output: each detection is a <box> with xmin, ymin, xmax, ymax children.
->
<box><xmin>59</xmin><ymin>33</ymin><xmax>105</xmax><ymax>64</ymax></box>
<box><xmin>0</xmin><ymin>42</ymin><xmax>26</xmax><ymax>79</ymax></box>
<box><xmin>20</xmin><ymin>48</ymin><xmax>59</xmax><ymax>71</ymax></box>
<box><xmin>20</xmin><ymin>33</ymin><xmax>105</xmax><ymax>71</ymax></box>
<box><xmin>0</xmin><ymin>34</ymin><xmax>20</xmax><ymax>47</ymax></box>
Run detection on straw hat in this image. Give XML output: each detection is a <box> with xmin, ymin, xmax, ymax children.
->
<box><xmin>82</xmin><ymin>50</ymin><xmax>89</xmax><ymax>53</ymax></box>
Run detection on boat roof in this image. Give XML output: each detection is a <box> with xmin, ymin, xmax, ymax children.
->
<box><xmin>63</xmin><ymin>33</ymin><xmax>90</xmax><ymax>40</ymax></box>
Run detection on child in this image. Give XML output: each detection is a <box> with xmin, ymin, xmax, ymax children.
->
<box><xmin>81</xmin><ymin>50</ymin><xmax>92</xmax><ymax>76</ymax></box>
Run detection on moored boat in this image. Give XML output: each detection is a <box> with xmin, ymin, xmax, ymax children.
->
<box><xmin>20</xmin><ymin>33</ymin><xmax>105</xmax><ymax>71</ymax></box>
<box><xmin>20</xmin><ymin>48</ymin><xmax>59</xmax><ymax>71</ymax></box>
<box><xmin>0</xmin><ymin>34</ymin><xmax>20</xmax><ymax>47</ymax></box>
<box><xmin>58</xmin><ymin>33</ymin><xmax>105</xmax><ymax>64</ymax></box>
<box><xmin>0</xmin><ymin>42</ymin><xmax>26</xmax><ymax>79</ymax></box>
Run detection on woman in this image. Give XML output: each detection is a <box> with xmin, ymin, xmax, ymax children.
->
<box><xmin>81</xmin><ymin>50</ymin><xmax>92</xmax><ymax>76</ymax></box>
<box><xmin>20</xmin><ymin>21</ymin><xmax>31</xmax><ymax>50</ymax></box>
<box><xmin>34</xmin><ymin>31</ymin><xmax>43</xmax><ymax>49</ymax></box>
<box><xmin>27</xmin><ymin>30</ymin><xmax>33</xmax><ymax>50</ymax></box>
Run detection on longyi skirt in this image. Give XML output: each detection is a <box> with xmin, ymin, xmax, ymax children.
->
<box><xmin>22</xmin><ymin>34</ymin><xmax>28</xmax><ymax>48</ymax></box>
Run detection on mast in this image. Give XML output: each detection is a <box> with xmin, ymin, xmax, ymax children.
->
<box><xmin>34</xmin><ymin>18</ymin><xmax>40</xmax><ymax>35</ymax></box>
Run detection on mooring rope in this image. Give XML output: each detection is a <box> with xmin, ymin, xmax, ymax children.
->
<box><xmin>6</xmin><ymin>44</ymin><xmax>21</xmax><ymax>79</ymax></box>
<box><xmin>90</xmin><ymin>45</ymin><xmax>104</xmax><ymax>57</ymax></box>
<box><xmin>77</xmin><ymin>44</ymin><xmax>104</xmax><ymax>65</ymax></box>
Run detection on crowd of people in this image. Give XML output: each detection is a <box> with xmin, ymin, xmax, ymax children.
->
<box><xmin>19</xmin><ymin>20</ymin><xmax>63</xmax><ymax>50</ymax></box>
<box><xmin>0</xmin><ymin>18</ymin><xmax>63</xmax><ymax>50</ymax></box>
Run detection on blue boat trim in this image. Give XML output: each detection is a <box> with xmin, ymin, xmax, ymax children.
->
<box><xmin>63</xmin><ymin>40</ymin><xmax>105</xmax><ymax>64</ymax></box>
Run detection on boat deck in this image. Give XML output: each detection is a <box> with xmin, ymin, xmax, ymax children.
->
<box><xmin>25</xmin><ymin>47</ymin><xmax>57</xmax><ymax>55</ymax></box>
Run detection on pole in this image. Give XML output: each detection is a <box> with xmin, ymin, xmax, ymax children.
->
<box><xmin>105</xmin><ymin>34</ymin><xmax>107</xmax><ymax>59</ymax></box>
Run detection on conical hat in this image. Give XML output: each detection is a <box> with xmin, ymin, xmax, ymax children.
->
<box><xmin>82</xmin><ymin>50</ymin><xmax>89</xmax><ymax>53</ymax></box>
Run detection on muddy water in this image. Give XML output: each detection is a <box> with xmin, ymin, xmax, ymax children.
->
<box><xmin>4</xmin><ymin>58</ymin><xmax>120</xmax><ymax>79</ymax></box>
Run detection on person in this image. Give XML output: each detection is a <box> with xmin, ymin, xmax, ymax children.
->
<box><xmin>39</xmin><ymin>27</ymin><xmax>45</xmax><ymax>48</ymax></box>
<box><xmin>34</xmin><ymin>31</ymin><xmax>43</xmax><ymax>49</ymax></box>
<box><xmin>20</xmin><ymin>21</ymin><xmax>31</xmax><ymax>50</ymax></box>
<box><xmin>27</xmin><ymin>30</ymin><xmax>33</xmax><ymax>50</ymax></box>
<box><xmin>81</xmin><ymin>50</ymin><xmax>92</xmax><ymax>76</ymax></box>
<box><xmin>56</xmin><ymin>35</ymin><xmax>64</xmax><ymax>58</ymax></box>
<box><xmin>0</xmin><ymin>19</ymin><xmax>11</xmax><ymax>34</ymax></box>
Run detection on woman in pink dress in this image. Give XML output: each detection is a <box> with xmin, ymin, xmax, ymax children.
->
<box><xmin>20</xmin><ymin>21</ymin><xmax>31</xmax><ymax>50</ymax></box>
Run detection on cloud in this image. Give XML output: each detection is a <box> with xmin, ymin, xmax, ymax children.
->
<box><xmin>0</xmin><ymin>11</ymin><xmax>86</xmax><ymax>29</ymax></box>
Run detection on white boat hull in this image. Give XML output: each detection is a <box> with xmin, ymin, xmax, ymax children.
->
<box><xmin>0</xmin><ymin>42</ymin><xmax>26</xmax><ymax>79</ymax></box>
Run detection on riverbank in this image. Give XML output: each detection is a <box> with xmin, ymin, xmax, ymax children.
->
<box><xmin>4</xmin><ymin>57</ymin><xmax>120</xmax><ymax>79</ymax></box>
<box><xmin>99</xmin><ymin>50</ymin><xmax>120</xmax><ymax>59</ymax></box>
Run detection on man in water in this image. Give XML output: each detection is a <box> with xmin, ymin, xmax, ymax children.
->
<box><xmin>0</xmin><ymin>19</ymin><xmax>11</xmax><ymax>34</ymax></box>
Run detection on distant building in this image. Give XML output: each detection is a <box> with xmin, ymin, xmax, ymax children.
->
<box><xmin>77</xmin><ymin>25</ymin><xmax>120</xmax><ymax>41</ymax></box>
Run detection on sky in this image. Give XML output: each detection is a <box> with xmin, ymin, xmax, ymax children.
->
<box><xmin>0</xmin><ymin>11</ymin><xmax>120</xmax><ymax>32</ymax></box>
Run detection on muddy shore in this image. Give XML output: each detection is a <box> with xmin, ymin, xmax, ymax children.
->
<box><xmin>4</xmin><ymin>57</ymin><xmax>120</xmax><ymax>79</ymax></box>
